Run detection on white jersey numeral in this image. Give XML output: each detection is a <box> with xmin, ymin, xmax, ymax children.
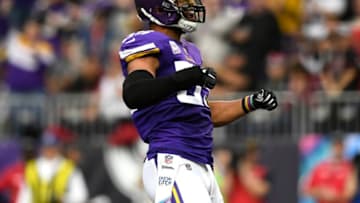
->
<box><xmin>174</xmin><ymin>61</ymin><xmax>206</xmax><ymax>106</ymax></box>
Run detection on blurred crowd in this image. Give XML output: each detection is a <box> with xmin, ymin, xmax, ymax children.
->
<box><xmin>0</xmin><ymin>0</ymin><xmax>359</xmax><ymax>135</ymax></box>
<box><xmin>299</xmin><ymin>134</ymin><xmax>360</xmax><ymax>203</ymax></box>
<box><xmin>0</xmin><ymin>124</ymin><xmax>150</xmax><ymax>203</ymax></box>
<box><xmin>0</xmin><ymin>0</ymin><xmax>359</xmax><ymax>98</ymax></box>
<box><xmin>0</xmin><ymin>0</ymin><xmax>137</xmax><ymax>94</ymax></box>
<box><xmin>192</xmin><ymin>0</ymin><xmax>360</xmax><ymax>99</ymax></box>
<box><xmin>3</xmin><ymin>127</ymin><xmax>360</xmax><ymax>203</ymax></box>
<box><xmin>0</xmin><ymin>0</ymin><xmax>360</xmax><ymax>203</ymax></box>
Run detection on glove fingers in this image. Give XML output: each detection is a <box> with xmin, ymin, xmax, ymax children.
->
<box><xmin>202</xmin><ymin>67</ymin><xmax>217</xmax><ymax>89</ymax></box>
<box><xmin>250</xmin><ymin>89</ymin><xmax>278</xmax><ymax>111</ymax></box>
<box><xmin>267</xmin><ymin>100</ymin><xmax>278</xmax><ymax>110</ymax></box>
<box><xmin>264</xmin><ymin>93</ymin><xmax>272</xmax><ymax>102</ymax></box>
<box><xmin>208</xmin><ymin>73</ymin><xmax>216</xmax><ymax>80</ymax></box>
<box><xmin>265</xmin><ymin>91</ymin><xmax>277</xmax><ymax>111</ymax></box>
<box><xmin>267</xmin><ymin>98</ymin><xmax>274</xmax><ymax>105</ymax></box>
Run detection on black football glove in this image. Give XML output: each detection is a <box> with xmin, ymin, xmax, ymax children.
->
<box><xmin>201</xmin><ymin>67</ymin><xmax>217</xmax><ymax>89</ymax></box>
<box><xmin>242</xmin><ymin>89</ymin><xmax>278</xmax><ymax>113</ymax></box>
<box><xmin>251</xmin><ymin>89</ymin><xmax>278</xmax><ymax>111</ymax></box>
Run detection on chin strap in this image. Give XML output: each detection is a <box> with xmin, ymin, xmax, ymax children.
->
<box><xmin>177</xmin><ymin>18</ymin><xmax>198</xmax><ymax>33</ymax></box>
<box><xmin>140</xmin><ymin>8</ymin><xmax>198</xmax><ymax>33</ymax></box>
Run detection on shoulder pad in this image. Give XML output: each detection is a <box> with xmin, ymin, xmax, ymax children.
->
<box><xmin>119</xmin><ymin>30</ymin><xmax>169</xmax><ymax>63</ymax></box>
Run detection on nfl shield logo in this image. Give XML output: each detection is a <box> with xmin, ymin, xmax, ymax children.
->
<box><xmin>165</xmin><ymin>155</ymin><xmax>173</xmax><ymax>164</ymax></box>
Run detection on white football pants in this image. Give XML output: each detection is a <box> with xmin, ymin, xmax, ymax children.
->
<box><xmin>143</xmin><ymin>153</ymin><xmax>224</xmax><ymax>203</ymax></box>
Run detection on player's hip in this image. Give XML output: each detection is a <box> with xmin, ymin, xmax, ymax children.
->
<box><xmin>146</xmin><ymin>142</ymin><xmax>213</xmax><ymax>165</ymax></box>
<box><xmin>143</xmin><ymin>153</ymin><xmax>223</xmax><ymax>203</ymax></box>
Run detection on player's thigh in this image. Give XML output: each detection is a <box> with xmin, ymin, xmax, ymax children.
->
<box><xmin>208</xmin><ymin>167</ymin><xmax>224</xmax><ymax>203</ymax></box>
<box><xmin>173</xmin><ymin>163</ymin><xmax>212</xmax><ymax>203</ymax></box>
<box><xmin>143</xmin><ymin>158</ymin><xmax>157</xmax><ymax>200</ymax></box>
<box><xmin>211</xmin><ymin>183</ymin><xmax>224</xmax><ymax>203</ymax></box>
<box><xmin>143</xmin><ymin>158</ymin><xmax>219</xmax><ymax>203</ymax></box>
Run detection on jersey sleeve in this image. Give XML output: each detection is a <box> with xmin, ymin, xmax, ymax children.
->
<box><xmin>119</xmin><ymin>31</ymin><xmax>169</xmax><ymax>76</ymax></box>
<box><xmin>119</xmin><ymin>31</ymin><xmax>166</xmax><ymax>63</ymax></box>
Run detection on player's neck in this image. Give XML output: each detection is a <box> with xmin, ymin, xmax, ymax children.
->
<box><xmin>150</xmin><ymin>24</ymin><xmax>182</xmax><ymax>41</ymax></box>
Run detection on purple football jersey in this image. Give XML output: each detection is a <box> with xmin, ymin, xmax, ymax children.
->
<box><xmin>119</xmin><ymin>30</ymin><xmax>213</xmax><ymax>164</ymax></box>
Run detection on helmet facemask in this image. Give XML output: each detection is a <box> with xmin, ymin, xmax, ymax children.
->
<box><xmin>136</xmin><ymin>0</ymin><xmax>206</xmax><ymax>33</ymax></box>
<box><xmin>161</xmin><ymin>0</ymin><xmax>206</xmax><ymax>32</ymax></box>
<box><xmin>163</xmin><ymin>0</ymin><xmax>206</xmax><ymax>23</ymax></box>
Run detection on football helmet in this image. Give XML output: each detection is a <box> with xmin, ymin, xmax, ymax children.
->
<box><xmin>135</xmin><ymin>0</ymin><xmax>206</xmax><ymax>33</ymax></box>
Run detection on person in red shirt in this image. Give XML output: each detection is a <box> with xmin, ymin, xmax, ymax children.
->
<box><xmin>228</xmin><ymin>141</ymin><xmax>270</xmax><ymax>203</ymax></box>
<box><xmin>0</xmin><ymin>140</ymin><xmax>35</xmax><ymax>203</ymax></box>
<box><xmin>0</xmin><ymin>162</ymin><xmax>25</xmax><ymax>203</ymax></box>
<box><xmin>304</xmin><ymin>138</ymin><xmax>357</xmax><ymax>203</ymax></box>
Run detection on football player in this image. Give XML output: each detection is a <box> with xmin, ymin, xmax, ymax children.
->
<box><xmin>119</xmin><ymin>0</ymin><xmax>278</xmax><ymax>202</ymax></box>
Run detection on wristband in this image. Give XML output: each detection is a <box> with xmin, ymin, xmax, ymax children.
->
<box><xmin>241</xmin><ymin>95</ymin><xmax>255</xmax><ymax>113</ymax></box>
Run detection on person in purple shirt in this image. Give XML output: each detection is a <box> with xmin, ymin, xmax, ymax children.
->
<box><xmin>119</xmin><ymin>0</ymin><xmax>278</xmax><ymax>202</ymax></box>
<box><xmin>5</xmin><ymin>16</ymin><xmax>54</xmax><ymax>93</ymax></box>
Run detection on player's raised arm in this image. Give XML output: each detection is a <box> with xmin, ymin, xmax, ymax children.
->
<box><xmin>123</xmin><ymin>56</ymin><xmax>217</xmax><ymax>109</ymax></box>
<box><xmin>209</xmin><ymin>89</ymin><xmax>278</xmax><ymax>127</ymax></box>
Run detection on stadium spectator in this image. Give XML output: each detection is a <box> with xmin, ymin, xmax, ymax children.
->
<box><xmin>227</xmin><ymin>0</ymin><xmax>282</xmax><ymax>89</ymax></box>
<box><xmin>266</xmin><ymin>0</ymin><xmax>303</xmax><ymax>53</ymax></box>
<box><xmin>298</xmin><ymin>35</ymin><xmax>328</xmax><ymax>75</ymax></box>
<box><xmin>265</xmin><ymin>52</ymin><xmax>288</xmax><ymax>90</ymax></box>
<box><xmin>213</xmin><ymin>51</ymin><xmax>251</xmax><ymax>95</ymax></box>
<box><xmin>47</xmin><ymin>37</ymin><xmax>84</xmax><ymax>93</ymax></box>
<box><xmin>298</xmin><ymin>29</ymin><xmax>360</xmax><ymax>95</ymax></box>
<box><xmin>4</xmin><ymin>16</ymin><xmax>55</xmax><ymax>93</ymax></box>
<box><xmin>63</xmin><ymin>56</ymin><xmax>101</xmax><ymax>93</ymax></box>
<box><xmin>266</xmin><ymin>0</ymin><xmax>303</xmax><ymax>37</ymax></box>
<box><xmin>0</xmin><ymin>139</ymin><xmax>35</xmax><ymax>203</ymax></box>
<box><xmin>318</xmin><ymin>34</ymin><xmax>360</xmax><ymax>97</ymax></box>
<box><xmin>80</xmin><ymin>144</ymin><xmax>132</xmax><ymax>203</ymax></box>
<box><xmin>17</xmin><ymin>126</ymin><xmax>88</xmax><ymax>203</ymax></box>
<box><xmin>304</xmin><ymin>138</ymin><xmax>357</xmax><ymax>203</ymax></box>
<box><xmin>302</xmin><ymin>31</ymin><xmax>360</xmax><ymax>131</ymax></box>
<box><xmin>81</xmin><ymin>127</ymin><xmax>145</xmax><ymax>203</ymax></box>
<box><xmin>190</xmin><ymin>0</ymin><xmax>243</xmax><ymax>67</ymax></box>
<box><xmin>3</xmin><ymin>16</ymin><xmax>54</xmax><ymax>133</ymax></box>
<box><xmin>288</xmin><ymin>63</ymin><xmax>313</xmax><ymax>101</ymax></box>
<box><xmin>43</xmin><ymin>0</ymin><xmax>90</xmax><ymax>58</ymax></box>
<box><xmin>62</xmin><ymin>0</ymin><xmax>88</xmax><ymax>39</ymax></box>
<box><xmin>228</xmin><ymin>141</ymin><xmax>270</xmax><ymax>203</ymax></box>
<box><xmin>97</xmin><ymin>42</ymin><xmax>130</xmax><ymax>121</ymax></box>
<box><xmin>82</xmin><ymin>5</ymin><xmax>114</xmax><ymax>64</ymax></box>
<box><xmin>64</xmin><ymin>142</ymin><xmax>82</xmax><ymax>165</ymax></box>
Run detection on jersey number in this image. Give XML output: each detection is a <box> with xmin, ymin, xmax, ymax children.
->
<box><xmin>174</xmin><ymin>61</ymin><xmax>208</xmax><ymax>107</ymax></box>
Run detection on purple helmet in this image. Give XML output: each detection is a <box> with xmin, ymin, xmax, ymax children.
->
<box><xmin>135</xmin><ymin>0</ymin><xmax>206</xmax><ymax>33</ymax></box>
